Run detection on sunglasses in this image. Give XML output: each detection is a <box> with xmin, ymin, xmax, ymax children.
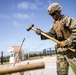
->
<box><xmin>51</xmin><ymin>12</ymin><xmax>55</xmax><ymax>16</ymax></box>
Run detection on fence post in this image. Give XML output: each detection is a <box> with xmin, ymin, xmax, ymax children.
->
<box><xmin>1</xmin><ymin>51</ymin><xmax>3</xmax><ymax>64</ymax></box>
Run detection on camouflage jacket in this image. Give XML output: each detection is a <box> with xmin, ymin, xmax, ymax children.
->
<box><xmin>41</xmin><ymin>15</ymin><xmax>76</xmax><ymax>47</ymax></box>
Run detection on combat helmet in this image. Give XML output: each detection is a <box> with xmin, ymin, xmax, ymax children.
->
<box><xmin>47</xmin><ymin>2</ymin><xmax>62</xmax><ymax>15</ymax></box>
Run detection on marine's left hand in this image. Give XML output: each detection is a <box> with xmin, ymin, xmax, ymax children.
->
<box><xmin>59</xmin><ymin>41</ymin><xmax>67</xmax><ymax>47</ymax></box>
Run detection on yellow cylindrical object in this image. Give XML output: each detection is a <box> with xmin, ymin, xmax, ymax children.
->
<box><xmin>0</xmin><ymin>62</ymin><xmax>45</xmax><ymax>74</ymax></box>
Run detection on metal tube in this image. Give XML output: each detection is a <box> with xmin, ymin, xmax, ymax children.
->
<box><xmin>0</xmin><ymin>62</ymin><xmax>45</xmax><ymax>74</ymax></box>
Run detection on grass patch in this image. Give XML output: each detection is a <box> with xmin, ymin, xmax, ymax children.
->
<box><xmin>70</xmin><ymin>61</ymin><xmax>76</xmax><ymax>74</ymax></box>
<box><xmin>29</xmin><ymin>56</ymin><xmax>43</xmax><ymax>60</ymax></box>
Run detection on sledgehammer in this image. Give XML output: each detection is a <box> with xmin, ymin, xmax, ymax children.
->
<box><xmin>26</xmin><ymin>24</ymin><xmax>75</xmax><ymax>52</ymax></box>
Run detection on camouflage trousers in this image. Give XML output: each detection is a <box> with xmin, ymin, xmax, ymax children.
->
<box><xmin>56</xmin><ymin>48</ymin><xmax>76</xmax><ymax>75</ymax></box>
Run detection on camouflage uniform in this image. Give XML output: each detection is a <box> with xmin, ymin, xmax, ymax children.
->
<box><xmin>55</xmin><ymin>15</ymin><xmax>76</xmax><ymax>75</ymax></box>
<box><xmin>41</xmin><ymin>15</ymin><xmax>76</xmax><ymax>75</ymax></box>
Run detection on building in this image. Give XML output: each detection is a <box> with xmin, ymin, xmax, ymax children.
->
<box><xmin>8</xmin><ymin>46</ymin><xmax>24</xmax><ymax>63</ymax></box>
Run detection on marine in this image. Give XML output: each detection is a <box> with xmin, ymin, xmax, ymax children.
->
<box><xmin>35</xmin><ymin>2</ymin><xmax>76</xmax><ymax>75</ymax></box>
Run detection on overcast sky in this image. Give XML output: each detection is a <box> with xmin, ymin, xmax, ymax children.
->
<box><xmin>0</xmin><ymin>0</ymin><xmax>76</xmax><ymax>56</ymax></box>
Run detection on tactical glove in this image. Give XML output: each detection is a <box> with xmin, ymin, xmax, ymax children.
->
<box><xmin>35</xmin><ymin>28</ymin><xmax>42</xmax><ymax>35</ymax></box>
<box><xmin>59</xmin><ymin>41</ymin><xmax>67</xmax><ymax>47</ymax></box>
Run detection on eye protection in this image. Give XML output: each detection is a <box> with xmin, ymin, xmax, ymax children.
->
<box><xmin>51</xmin><ymin>12</ymin><xmax>55</xmax><ymax>16</ymax></box>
